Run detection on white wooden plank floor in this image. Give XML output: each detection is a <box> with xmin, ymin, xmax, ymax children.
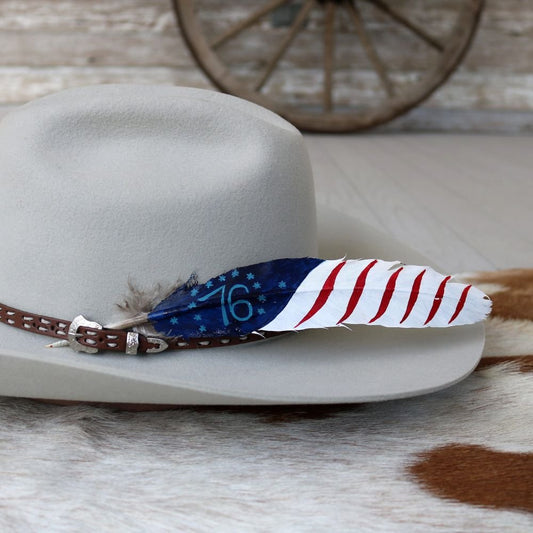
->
<box><xmin>305</xmin><ymin>134</ymin><xmax>533</xmax><ymax>273</ymax></box>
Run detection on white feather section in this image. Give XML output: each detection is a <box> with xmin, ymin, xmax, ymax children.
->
<box><xmin>261</xmin><ymin>259</ymin><xmax>491</xmax><ymax>331</ymax></box>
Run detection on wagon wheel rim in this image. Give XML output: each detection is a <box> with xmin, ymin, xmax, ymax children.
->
<box><xmin>174</xmin><ymin>0</ymin><xmax>484</xmax><ymax>132</ymax></box>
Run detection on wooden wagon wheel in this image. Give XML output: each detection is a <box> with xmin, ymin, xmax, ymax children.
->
<box><xmin>173</xmin><ymin>0</ymin><xmax>484</xmax><ymax>132</ymax></box>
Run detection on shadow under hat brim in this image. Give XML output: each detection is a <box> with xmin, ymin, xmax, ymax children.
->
<box><xmin>0</xmin><ymin>206</ymin><xmax>484</xmax><ymax>405</ymax></box>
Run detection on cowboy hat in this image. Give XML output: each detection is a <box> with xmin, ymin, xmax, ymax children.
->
<box><xmin>0</xmin><ymin>85</ymin><xmax>485</xmax><ymax>404</ymax></box>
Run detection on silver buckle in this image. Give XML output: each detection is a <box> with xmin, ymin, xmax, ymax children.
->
<box><xmin>146</xmin><ymin>337</ymin><xmax>169</xmax><ymax>354</ymax></box>
<box><xmin>68</xmin><ymin>315</ymin><xmax>102</xmax><ymax>354</ymax></box>
<box><xmin>66</xmin><ymin>315</ymin><xmax>168</xmax><ymax>355</ymax></box>
<box><xmin>126</xmin><ymin>333</ymin><xmax>168</xmax><ymax>354</ymax></box>
<box><xmin>125</xmin><ymin>331</ymin><xmax>140</xmax><ymax>355</ymax></box>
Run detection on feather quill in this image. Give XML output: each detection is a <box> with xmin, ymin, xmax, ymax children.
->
<box><xmin>107</xmin><ymin>258</ymin><xmax>491</xmax><ymax>339</ymax></box>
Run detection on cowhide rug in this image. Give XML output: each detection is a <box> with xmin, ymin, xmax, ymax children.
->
<box><xmin>0</xmin><ymin>269</ymin><xmax>531</xmax><ymax>532</ymax></box>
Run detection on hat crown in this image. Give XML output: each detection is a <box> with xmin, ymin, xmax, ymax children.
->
<box><xmin>0</xmin><ymin>85</ymin><xmax>317</xmax><ymax>322</ymax></box>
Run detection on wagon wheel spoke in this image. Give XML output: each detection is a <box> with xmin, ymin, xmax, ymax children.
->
<box><xmin>344</xmin><ymin>0</ymin><xmax>394</xmax><ymax>98</ymax></box>
<box><xmin>254</xmin><ymin>0</ymin><xmax>316</xmax><ymax>92</ymax></box>
<box><xmin>210</xmin><ymin>0</ymin><xmax>290</xmax><ymax>49</ymax></box>
<box><xmin>175</xmin><ymin>0</ymin><xmax>484</xmax><ymax>132</ymax></box>
<box><xmin>323</xmin><ymin>1</ymin><xmax>336</xmax><ymax>111</ymax></box>
<box><xmin>363</xmin><ymin>0</ymin><xmax>444</xmax><ymax>52</ymax></box>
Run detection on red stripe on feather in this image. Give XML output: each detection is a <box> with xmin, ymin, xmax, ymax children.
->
<box><xmin>295</xmin><ymin>261</ymin><xmax>347</xmax><ymax>328</ymax></box>
<box><xmin>424</xmin><ymin>275</ymin><xmax>452</xmax><ymax>325</ymax></box>
<box><xmin>337</xmin><ymin>259</ymin><xmax>378</xmax><ymax>324</ymax></box>
<box><xmin>369</xmin><ymin>267</ymin><xmax>404</xmax><ymax>323</ymax></box>
<box><xmin>448</xmin><ymin>284</ymin><xmax>472</xmax><ymax>324</ymax></box>
<box><xmin>400</xmin><ymin>269</ymin><xmax>426</xmax><ymax>324</ymax></box>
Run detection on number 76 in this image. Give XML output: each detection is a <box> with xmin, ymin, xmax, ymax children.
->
<box><xmin>198</xmin><ymin>284</ymin><xmax>253</xmax><ymax>326</ymax></box>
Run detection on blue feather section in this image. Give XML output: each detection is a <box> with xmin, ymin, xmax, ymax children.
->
<box><xmin>148</xmin><ymin>258</ymin><xmax>324</xmax><ymax>338</ymax></box>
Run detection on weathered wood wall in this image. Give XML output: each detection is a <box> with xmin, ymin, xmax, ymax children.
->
<box><xmin>0</xmin><ymin>0</ymin><xmax>531</xmax><ymax>131</ymax></box>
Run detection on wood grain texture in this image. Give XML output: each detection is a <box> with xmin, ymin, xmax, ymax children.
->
<box><xmin>0</xmin><ymin>0</ymin><xmax>530</xmax><ymax>131</ymax></box>
<box><xmin>306</xmin><ymin>134</ymin><xmax>533</xmax><ymax>271</ymax></box>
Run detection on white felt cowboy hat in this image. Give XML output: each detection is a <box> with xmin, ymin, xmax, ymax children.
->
<box><xmin>0</xmin><ymin>85</ymin><xmax>486</xmax><ymax>405</ymax></box>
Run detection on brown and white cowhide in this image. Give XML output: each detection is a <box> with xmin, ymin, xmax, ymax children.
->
<box><xmin>0</xmin><ymin>269</ymin><xmax>531</xmax><ymax>531</ymax></box>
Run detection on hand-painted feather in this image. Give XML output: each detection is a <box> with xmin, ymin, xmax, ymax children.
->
<box><xmin>109</xmin><ymin>258</ymin><xmax>491</xmax><ymax>339</ymax></box>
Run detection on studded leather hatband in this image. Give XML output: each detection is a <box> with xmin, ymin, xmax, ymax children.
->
<box><xmin>0</xmin><ymin>302</ymin><xmax>279</xmax><ymax>355</ymax></box>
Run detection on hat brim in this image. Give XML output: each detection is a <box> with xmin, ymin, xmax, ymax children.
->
<box><xmin>0</xmin><ymin>205</ymin><xmax>484</xmax><ymax>405</ymax></box>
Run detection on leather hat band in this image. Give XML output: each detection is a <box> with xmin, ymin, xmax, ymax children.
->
<box><xmin>0</xmin><ymin>301</ymin><xmax>280</xmax><ymax>355</ymax></box>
